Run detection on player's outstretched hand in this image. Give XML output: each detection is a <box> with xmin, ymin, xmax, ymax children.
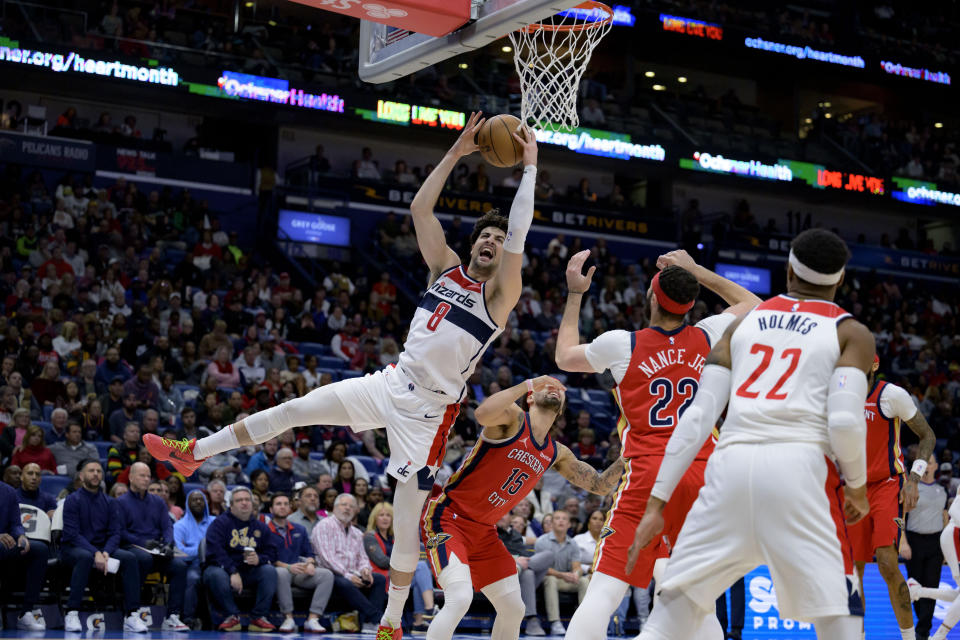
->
<box><xmin>900</xmin><ymin>478</ymin><xmax>920</xmax><ymax>512</ymax></box>
<box><xmin>657</xmin><ymin>249</ymin><xmax>698</xmax><ymax>272</ymax></box>
<box><xmin>843</xmin><ymin>484</ymin><xmax>869</xmax><ymax>525</ymax></box>
<box><xmin>450</xmin><ymin>111</ymin><xmax>485</xmax><ymax>158</ymax></box>
<box><xmin>626</xmin><ymin>509</ymin><xmax>664</xmax><ymax>574</ymax></box>
<box><xmin>511</xmin><ymin>125</ymin><xmax>538</xmax><ymax>167</ymax></box>
<box><xmin>566</xmin><ymin>250</ymin><xmax>596</xmax><ymax>294</ymax></box>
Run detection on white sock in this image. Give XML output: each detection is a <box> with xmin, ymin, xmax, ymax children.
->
<box><xmin>932</xmin><ymin>625</ymin><xmax>951</xmax><ymax>640</ymax></box>
<box><xmin>193</xmin><ymin>424</ymin><xmax>239</xmax><ymax>459</ymax></box>
<box><xmin>900</xmin><ymin>627</ymin><xmax>916</xmax><ymax>640</ymax></box>
<box><xmin>381</xmin><ymin>582</ymin><xmax>411</xmax><ymax>627</ymax></box>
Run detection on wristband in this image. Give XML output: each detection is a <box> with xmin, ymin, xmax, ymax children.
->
<box><xmin>911</xmin><ymin>459</ymin><xmax>928</xmax><ymax>478</ymax></box>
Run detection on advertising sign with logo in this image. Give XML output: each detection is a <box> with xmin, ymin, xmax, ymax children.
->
<box><xmin>278</xmin><ymin>209</ymin><xmax>351</xmax><ymax>246</ymax></box>
<box><xmin>0</xmin><ymin>130</ymin><xmax>95</xmax><ymax>172</ymax></box>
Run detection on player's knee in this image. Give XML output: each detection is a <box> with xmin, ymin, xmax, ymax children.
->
<box><xmin>442</xmin><ymin>581</ymin><xmax>474</xmax><ymax>616</ymax></box>
<box><xmin>876</xmin><ymin>550</ymin><xmax>900</xmax><ymax>579</ymax></box>
<box><xmin>496</xmin><ymin>594</ymin><xmax>525</xmax><ymax>623</ymax></box>
<box><xmin>389</xmin><ymin>551</ymin><xmax>420</xmax><ymax>574</ymax></box>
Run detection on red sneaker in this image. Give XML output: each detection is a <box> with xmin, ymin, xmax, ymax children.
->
<box><xmin>376</xmin><ymin>623</ymin><xmax>402</xmax><ymax>639</ymax></box>
<box><xmin>143</xmin><ymin>434</ymin><xmax>204</xmax><ymax>476</ymax></box>
<box><xmin>248</xmin><ymin>617</ymin><xmax>276</xmax><ymax>632</ymax></box>
<box><xmin>218</xmin><ymin>615</ymin><xmax>241</xmax><ymax>632</ymax></box>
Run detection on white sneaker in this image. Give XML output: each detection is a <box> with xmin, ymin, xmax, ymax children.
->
<box><xmin>161</xmin><ymin>613</ymin><xmax>189</xmax><ymax>631</ymax></box>
<box><xmin>304</xmin><ymin>617</ymin><xmax>327</xmax><ymax>633</ymax></box>
<box><xmin>361</xmin><ymin>622</ymin><xmax>379</xmax><ymax>634</ymax></box>
<box><xmin>907</xmin><ymin>577</ymin><xmax>922</xmax><ymax>602</ymax></box>
<box><xmin>525</xmin><ymin>616</ymin><xmax>546</xmax><ymax>636</ymax></box>
<box><xmin>549</xmin><ymin>620</ymin><xmax>566</xmax><ymax>636</ymax></box>
<box><xmin>279</xmin><ymin>617</ymin><xmax>297</xmax><ymax>632</ymax></box>
<box><xmin>123</xmin><ymin>613</ymin><xmax>149</xmax><ymax>633</ymax></box>
<box><xmin>17</xmin><ymin>610</ymin><xmax>46</xmax><ymax>631</ymax></box>
<box><xmin>64</xmin><ymin>610</ymin><xmax>82</xmax><ymax>632</ymax></box>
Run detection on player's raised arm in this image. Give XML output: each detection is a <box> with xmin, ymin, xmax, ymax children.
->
<box><xmin>657</xmin><ymin>250</ymin><xmax>761</xmax><ymax>315</ymax></box>
<box><xmin>555</xmin><ymin>250</ymin><xmax>598</xmax><ymax>372</ymax></box>
<box><xmin>409</xmin><ymin>111</ymin><xmax>486</xmax><ymax>280</ymax></box>
<box><xmin>486</xmin><ymin>126</ymin><xmax>537</xmax><ymax>319</ymax></box>
<box><xmin>474</xmin><ymin>375</ymin><xmax>564</xmax><ymax>429</ymax></box>
<box><xmin>831</xmin><ymin>319</ymin><xmax>876</xmax><ymax>524</ymax></box>
<box><xmin>552</xmin><ymin>444</ymin><xmax>624</xmax><ymax>495</ymax></box>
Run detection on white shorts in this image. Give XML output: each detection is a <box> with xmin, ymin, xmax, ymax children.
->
<box><xmin>333</xmin><ymin>364</ymin><xmax>460</xmax><ymax>485</ymax></box>
<box><xmin>659</xmin><ymin>442</ymin><xmax>861</xmax><ymax>622</ymax></box>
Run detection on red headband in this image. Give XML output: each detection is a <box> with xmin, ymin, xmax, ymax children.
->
<box><xmin>652</xmin><ymin>271</ymin><xmax>695</xmax><ymax>315</ymax></box>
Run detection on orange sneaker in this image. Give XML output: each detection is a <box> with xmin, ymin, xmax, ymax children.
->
<box><xmin>143</xmin><ymin>434</ymin><xmax>204</xmax><ymax>476</ymax></box>
<box><xmin>376</xmin><ymin>623</ymin><xmax>402</xmax><ymax>640</ymax></box>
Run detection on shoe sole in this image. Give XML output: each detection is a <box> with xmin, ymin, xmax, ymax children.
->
<box><xmin>219</xmin><ymin>623</ymin><xmax>242</xmax><ymax>631</ymax></box>
<box><xmin>248</xmin><ymin>625</ymin><xmax>276</xmax><ymax>632</ymax></box>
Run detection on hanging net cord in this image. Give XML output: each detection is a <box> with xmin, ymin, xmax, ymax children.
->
<box><xmin>508</xmin><ymin>2</ymin><xmax>613</xmax><ymax>132</ymax></box>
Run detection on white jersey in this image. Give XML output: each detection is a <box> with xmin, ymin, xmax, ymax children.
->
<box><xmin>398</xmin><ymin>265</ymin><xmax>502</xmax><ymax>401</ymax></box>
<box><xmin>719</xmin><ymin>294</ymin><xmax>852</xmax><ymax>450</ymax></box>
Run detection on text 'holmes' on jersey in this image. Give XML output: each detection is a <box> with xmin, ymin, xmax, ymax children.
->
<box><xmin>398</xmin><ymin>265</ymin><xmax>503</xmax><ymax>401</ymax></box>
<box><xmin>721</xmin><ymin>294</ymin><xmax>852</xmax><ymax>450</ymax></box>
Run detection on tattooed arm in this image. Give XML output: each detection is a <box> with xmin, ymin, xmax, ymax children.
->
<box><xmin>552</xmin><ymin>444</ymin><xmax>624</xmax><ymax>495</ymax></box>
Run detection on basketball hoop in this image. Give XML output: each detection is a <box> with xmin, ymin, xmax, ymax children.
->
<box><xmin>508</xmin><ymin>1</ymin><xmax>613</xmax><ymax>132</ymax></box>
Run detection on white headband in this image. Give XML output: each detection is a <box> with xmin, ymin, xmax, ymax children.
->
<box><xmin>788</xmin><ymin>250</ymin><xmax>844</xmax><ymax>286</ymax></box>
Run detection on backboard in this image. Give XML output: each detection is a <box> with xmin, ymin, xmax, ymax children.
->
<box><xmin>359</xmin><ymin>0</ymin><xmax>581</xmax><ymax>83</ymax></box>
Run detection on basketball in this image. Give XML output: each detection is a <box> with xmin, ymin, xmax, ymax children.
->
<box><xmin>477</xmin><ymin>114</ymin><xmax>524</xmax><ymax>168</ymax></box>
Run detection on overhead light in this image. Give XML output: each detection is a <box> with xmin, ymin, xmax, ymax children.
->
<box><xmin>501</xmin><ymin>45</ymin><xmax>512</xmax><ymax>53</ymax></box>
<box><xmin>804</xmin><ymin>118</ymin><xmax>812</xmax><ymax>124</ymax></box>
<box><xmin>652</xmin><ymin>84</ymin><xmax>666</xmax><ymax>91</ymax></box>
<box><xmin>244</xmin><ymin>2</ymin><xmax>253</xmax><ymax>6</ymax></box>
<box><xmin>677</xmin><ymin>76</ymin><xmax>687</xmax><ymax>83</ymax></box>
<box><xmin>824</xmin><ymin>113</ymin><xmax>832</xmax><ymax>119</ymax></box>
<box><xmin>458</xmin><ymin>62</ymin><xmax>469</xmax><ymax>69</ymax></box>
<box><xmin>268</xmin><ymin>19</ymin><xmax>276</xmax><ymax>25</ymax></box>
<box><xmin>823</xmin><ymin>101</ymin><xmax>831</xmax><ymax>107</ymax></box>
<box><xmin>644</xmin><ymin>71</ymin><xmax>655</xmax><ymax>77</ymax></box>
<box><xmin>935</xmin><ymin>122</ymin><xmax>944</xmax><ymax>128</ymax></box>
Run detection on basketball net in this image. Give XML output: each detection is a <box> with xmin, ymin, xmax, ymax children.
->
<box><xmin>508</xmin><ymin>1</ymin><xmax>613</xmax><ymax>132</ymax></box>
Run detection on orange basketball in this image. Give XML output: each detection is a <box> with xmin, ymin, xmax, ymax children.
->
<box><xmin>477</xmin><ymin>114</ymin><xmax>524</xmax><ymax>168</ymax></box>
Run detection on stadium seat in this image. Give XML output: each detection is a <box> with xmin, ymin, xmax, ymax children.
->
<box><xmin>340</xmin><ymin>370</ymin><xmax>363</xmax><ymax>379</ymax></box>
<box><xmin>317</xmin><ymin>356</ymin><xmax>347</xmax><ymax>370</ymax></box>
<box><xmin>40</xmin><ymin>475</ymin><xmax>71</xmax><ymax>496</ymax></box>
<box><xmin>298</xmin><ymin>343</ymin><xmax>328</xmax><ymax>357</ymax></box>
<box><xmin>93</xmin><ymin>441</ymin><xmax>113</xmax><ymax>458</ymax></box>
<box><xmin>308</xmin><ymin>451</ymin><xmax>325</xmax><ymax>461</ymax></box>
<box><xmin>353</xmin><ymin>455</ymin><xmax>381</xmax><ymax>474</ymax></box>
<box><xmin>182</xmin><ymin>482</ymin><xmax>205</xmax><ymax>496</ymax></box>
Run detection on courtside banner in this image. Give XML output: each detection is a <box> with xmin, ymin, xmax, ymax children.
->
<box><xmin>0</xmin><ymin>130</ymin><xmax>95</xmax><ymax>171</ymax></box>
<box><xmin>741</xmin><ymin>564</ymin><xmax>955</xmax><ymax>639</ymax></box>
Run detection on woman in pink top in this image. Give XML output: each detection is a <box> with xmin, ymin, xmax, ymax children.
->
<box><xmin>205</xmin><ymin>346</ymin><xmax>240</xmax><ymax>387</ymax></box>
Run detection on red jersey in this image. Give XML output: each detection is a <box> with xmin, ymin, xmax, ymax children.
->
<box><xmin>864</xmin><ymin>380</ymin><xmax>906</xmax><ymax>483</ymax></box>
<box><xmin>613</xmin><ymin>325</ymin><xmax>716</xmax><ymax>460</ymax></box>
<box><xmin>434</xmin><ymin>412</ymin><xmax>557</xmax><ymax>525</ymax></box>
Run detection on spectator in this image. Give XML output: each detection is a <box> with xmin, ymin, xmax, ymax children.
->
<box><xmin>52</xmin><ymin>321</ymin><xmax>82</xmax><ymax>362</ymax></box>
<box><xmin>245</xmin><ymin>438</ymin><xmax>278</xmax><ymax>476</ymax></box>
<box><xmin>269</xmin><ymin>447</ymin><xmax>297</xmax><ymax>492</ymax></box>
<box><xmin>293</xmin><ymin>440</ymin><xmax>329</xmax><ymax>484</ymax></box>
<box><xmin>354</xmin><ymin>147</ymin><xmax>381</xmax><ymax>180</ymax></box>
<box><xmin>60</xmin><ymin>459</ymin><xmax>146</xmax><ymax>632</ymax></box>
<box><xmin>581</xmin><ymin>98</ymin><xmax>605</xmax><ymax>126</ymax></box>
<box><xmin>173</xmin><ymin>489</ymin><xmax>214</xmax><ymax>627</ymax></box>
<box><xmin>16</xmin><ymin>461</ymin><xmax>56</xmax><ymax>521</ymax></box>
<box><xmin>45</xmin><ymin>407</ymin><xmax>70</xmax><ymax>443</ymax></box>
<box><xmin>0</xmin><ymin>408</ymin><xmax>31</xmax><ymax>461</ymax></box>
<box><xmin>364</xmin><ymin>502</ymin><xmax>436</xmax><ymax>632</ymax></box>
<box><xmin>50</xmin><ymin>422</ymin><xmax>100</xmax><ymax>478</ymax></box>
<box><xmin>2</xmin><ymin>465</ymin><xmax>21</xmax><ymax>489</ymax></box>
<box><xmin>310</xmin><ymin>493</ymin><xmax>386</xmax><ymax>633</ymax></box>
<box><xmin>206</xmin><ymin>479</ymin><xmax>227</xmax><ymax>516</ymax></box>
<box><xmin>117</xmin><ymin>462</ymin><xmax>189</xmax><ymax>630</ymax></box>
<box><xmin>11</xmin><ymin>425</ymin><xmax>57</xmax><ymax>473</ymax></box>
<box><xmin>198</xmin><ymin>445</ymin><xmax>245</xmax><ymax>484</ymax></box>
<box><xmin>95</xmin><ymin>347</ymin><xmax>132</xmax><ymax>388</ymax></box>
<box><xmin>107</xmin><ymin>422</ymin><xmax>141</xmax><ymax>481</ymax></box>
<box><xmin>268</xmin><ymin>493</ymin><xmax>333</xmax><ymax>633</ymax></box>
<box><xmin>123</xmin><ymin>362</ymin><xmax>160</xmax><ymax>410</ymax></box>
<box><xmin>30</xmin><ymin>360</ymin><xmax>67</xmax><ymax>408</ymax></box>
<box><xmin>206</xmin><ymin>346</ymin><xmax>240</xmax><ymax>388</ymax></box>
<box><xmin>250</xmin><ymin>468</ymin><xmax>272</xmax><ymax>508</ymax></box>
<box><xmin>198</xmin><ymin>320</ymin><xmax>232</xmax><ymax>360</ymax></box>
<box><xmin>157</xmin><ymin>373</ymin><xmax>185</xmax><ymax>423</ymax></box>
<box><xmin>495</xmin><ymin>512</ymin><xmax>550</xmax><ymax>635</ymax></box>
<box><xmin>203</xmin><ymin>486</ymin><xmax>278</xmax><ymax>632</ymax></box>
<box><xmin>108</xmin><ymin>393</ymin><xmax>143</xmax><ymax>442</ymax></box>
<box><xmin>0</xmin><ymin>480</ymin><xmax>49</xmax><ymax>630</ymax></box>
<box><xmin>236</xmin><ymin>346</ymin><xmax>265</xmax><ymax>387</ymax></box>
<box><xmin>332</xmin><ymin>459</ymin><xmax>356</xmax><ymax>494</ymax></box>
<box><xmin>536</xmin><ymin>510</ymin><xmax>588</xmax><ymax>636</ymax></box>
<box><xmin>288</xmin><ymin>485</ymin><xmax>321</xmax><ymax>535</ymax></box>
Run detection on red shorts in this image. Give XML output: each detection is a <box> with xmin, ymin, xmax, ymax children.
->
<box><xmin>848</xmin><ymin>476</ymin><xmax>903</xmax><ymax>562</ymax></box>
<box><xmin>593</xmin><ymin>455</ymin><xmax>706</xmax><ymax>587</ymax></box>
<box><xmin>421</xmin><ymin>498</ymin><xmax>516</xmax><ymax>590</ymax></box>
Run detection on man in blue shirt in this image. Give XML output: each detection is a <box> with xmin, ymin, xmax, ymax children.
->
<box><xmin>118</xmin><ymin>462</ymin><xmax>189</xmax><ymax>631</ymax></box>
<box><xmin>173</xmin><ymin>489</ymin><xmax>214</xmax><ymax>627</ymax></box>
<box><xmin>0</xmin><ymin>479</ymin><xmax>49</xmax><ymax>630</ymax></box>
<box><xmin>203</xmin><ymin>486</ymin><xmax>279</xmax><ymax>632</ymax></box>
<box><xmin>268</xmin><ymin>447</ymin><xmax>296</xmax><ymax>492</ymax></box>
<box><xmin>16</xmin><ymin>462</ymin><xmax>56</xmax><ymax>571</ymax></box>
<box><xmin>267</xmin><ymin>492</ymin><xmax>333</xmax><ymax>633</ymax></box>
<box><xmin>60</xmin><ymin>459</ymin><xmax>146</xmax><ymax>633</ymax></box>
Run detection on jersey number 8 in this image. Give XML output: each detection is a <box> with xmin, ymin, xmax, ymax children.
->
<box><xmin>426</xmin><ymin>302</ymin><xmax>452</xmax><ymax>332</ymax></box>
